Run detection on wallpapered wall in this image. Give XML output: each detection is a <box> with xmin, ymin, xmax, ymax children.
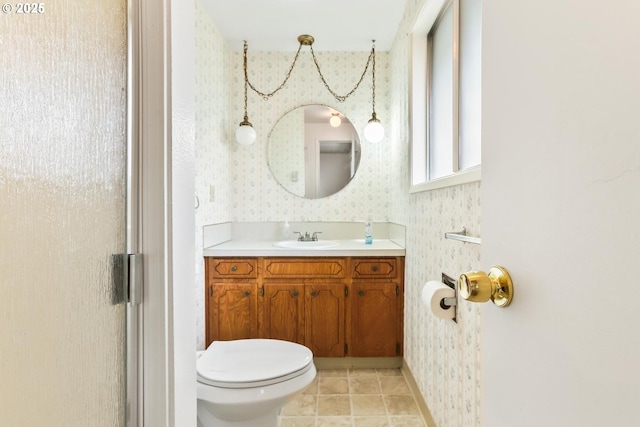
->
<box><xmin>195</xmin><ymin>1</ymin><xmax>482</xmax><ymax>426</ymax></box>
<box><xmin>195</xmin><ymin>2</ymin><xmax>231</xmax><ymax>344</ymax></box>
<box><xmin>227</xmin><ymin>53</ymin><xmax>391</xmax><ymax>222</ymax></box>
<box><xmin>388</xmin><ymin>1</ymin><xmax>483</xmax><ymax>426</ymax></box>
<box><xmin>194</xmin><ymin>1</ymin><xmax>392</xmax><ymax>348</ymax></box>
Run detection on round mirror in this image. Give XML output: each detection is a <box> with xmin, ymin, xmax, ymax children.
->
<box><xmin>268</xmin><ymin>105</ymin><xmax>361</xmax><ymax>199</ymax></box>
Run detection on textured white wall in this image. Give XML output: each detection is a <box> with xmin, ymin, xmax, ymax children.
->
<box><xmin>170</xmin><ymin>0</ymin><xmax>197</xmax><ymax>423</ymax></box>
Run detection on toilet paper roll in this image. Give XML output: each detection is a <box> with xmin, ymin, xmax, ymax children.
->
<box><xmin>422</xmin><ymin>280</ymin><xmax>456</xmax><ymax>320</ymax></box>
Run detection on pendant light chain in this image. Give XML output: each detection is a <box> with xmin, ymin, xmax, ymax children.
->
<box><xmin>364</xmin><ymin>40</ymin><xmax>384</xmax><ymax>143</ymax></box>
<box><xmin>370</xmin><ymin>40</ymin><xmax>377</xmax><ymax>117</ymax></box>
<box><xmin>236</xmin><ymin>35</ymin><xmax>384</xmax><ymax>145</ymax></box>
<box><xmin>243</xmin><ymin>40</ymin><xmax>305</xmax><ymax>100</ymax></box>
<box><xmin>309</xmin><ymin>44</ymin><xmax>375</xmax><ymax>103</ymax></box>
<box><xmin>242</xmin><ymin>38</ymin><xmax>376</xmax><ymax>104</ymax></box>
<box><xmin>240</xmin><ymin>41</ymin><xmax>251</xmax><ymax>125</ymax></box>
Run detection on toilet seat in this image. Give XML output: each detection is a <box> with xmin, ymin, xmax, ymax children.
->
<box><xmin>197</xmin><ymin>339</ymin><xmax>314</xmax><ymax>389</ymax></box>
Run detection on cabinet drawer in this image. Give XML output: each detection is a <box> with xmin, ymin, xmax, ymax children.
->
<box><xmin>207</xmin><ymin>258</ymin><xmax>257</xmax><ymax>279</ymax></box>
<box><xmin>263</xmin><ymin>258</ymin><xmax>346</xmax><ymax>279</ymax></box>
<box><xmin>352</xmin><ymin>258</ymin><xmax>398</xmax><ymax>279</ymax></box>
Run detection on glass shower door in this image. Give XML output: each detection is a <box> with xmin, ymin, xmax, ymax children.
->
<box><xmin>0</xmin><ymin>1</ymin><xmax>129</xmax><ymax>425</ymax></box>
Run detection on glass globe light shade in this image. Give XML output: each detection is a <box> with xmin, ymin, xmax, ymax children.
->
<box><xmin>329</xmin><ymin>114</ymin><xmax>341</xmax><ymax>128</ymax></box>
<box><xmin>364</xmin><ymin>119</ymin><xmax>384</xmax><ymax>143</ymax></box>
<box><xmin>235</xmin><ymin>123</ymin><xmax>256</xmax><ymax>146</ymax></box>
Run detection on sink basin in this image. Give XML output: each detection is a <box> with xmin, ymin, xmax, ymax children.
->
<box><xmin>273</xmin><ymin>240</ymin><xmax>340</xmax><ymax>249</ymax></box>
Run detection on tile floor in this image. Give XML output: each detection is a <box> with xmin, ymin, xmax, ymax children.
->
<box><xmin>278</xmin><ymin>368</ymin><xmax>427</xmax><ymax>427</ymax></box>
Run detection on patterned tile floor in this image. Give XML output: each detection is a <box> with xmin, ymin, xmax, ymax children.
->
<box><xmin>278</xmin><ymin>368</ymin><xmax>427</xmax><ymax>427</ymax></box>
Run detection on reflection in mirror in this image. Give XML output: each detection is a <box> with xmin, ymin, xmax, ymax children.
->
<box><xmin>268</xmin><ymin>105</ymin><xmax>361</xmax><ymax>199</ymax></box>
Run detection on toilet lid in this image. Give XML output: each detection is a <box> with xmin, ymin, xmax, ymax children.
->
<box><xmin>197</xmin><ymin>339</ymin><xmax>314</xmax><ymax>388</ymax></box>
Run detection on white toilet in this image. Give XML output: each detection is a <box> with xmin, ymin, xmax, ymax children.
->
<box><xmin>196</xmin><ymin>339</ymin><xmax>316</xmax><ymax>427</ymax></box>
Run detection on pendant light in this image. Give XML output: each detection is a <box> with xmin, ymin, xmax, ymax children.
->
<box><xmin>329</xmin><ymin>113</ymin><xmax>342</xmax><ymax>128</ymax></box>
<box><xmin>236</xmin><ymin>35</ymin><xmax>384</xmax><ymax>144</ymax></box>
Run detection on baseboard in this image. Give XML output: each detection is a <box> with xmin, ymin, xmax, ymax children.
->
<box><xmin>313</xmin><ymin>356</ymin><xmax>403</xmax><ymax>370</ymax></box>
<box><xmin>401</xmin><ymin>359</ymin><xmax>437</xmax><ymax>427</ymax></box>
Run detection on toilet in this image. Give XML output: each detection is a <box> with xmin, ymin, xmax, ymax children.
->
<box><xmin>196</xmin><ymin>339</ymin><xmax>316</xmax><ymax>427</ymax></box>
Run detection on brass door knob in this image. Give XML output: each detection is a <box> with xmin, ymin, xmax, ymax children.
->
<box><xmin>458</xmin><ymin>265</ymin><xmax>513</xmax><ymax>307</ymax></box>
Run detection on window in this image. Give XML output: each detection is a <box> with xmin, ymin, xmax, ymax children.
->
<box><xmin>410</xmin><ymin>0</ymin><xmax>481</xmax><ymax>192</ymax></box>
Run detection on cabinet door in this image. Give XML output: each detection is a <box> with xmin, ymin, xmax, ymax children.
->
<box><xmin>351</xmin><ymin>283</ymin><xmax>399</xmax><ymax>357</ymax></box>
<box><xmin>207</xmin><ymin>282</ymin><xmax>257</xmax><ymax>346</ymax></box>
<box><xmin>305</xmin><ymin>283</ymin><xmax>346</xmax><ymax>357</ymax></box>
<box><xmin>262</xmin><ymin>283</ymin><xmax>305</xmax><ymax>344</ymax></box>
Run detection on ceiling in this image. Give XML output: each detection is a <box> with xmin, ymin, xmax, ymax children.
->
<box><xmin>199</xmin><ymin>0</ymin><xmax>409</xmax><ymax>52</ymax></box>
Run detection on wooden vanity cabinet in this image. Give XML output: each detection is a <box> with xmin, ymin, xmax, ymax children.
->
<box><xmin>350</xmin><ymin>257</ymin><xmax>404</xmax><ymax>357</ymax></box>
<box><xmin>208</xmin><ymin>282</ymin><xmax>257</xmax><ymax>342</ymax></box>
<box><xmin>260</xmin><ymin>283</ymin><xmax>305</xmax><ymax>344</ymax></box>
<box><xmin>304</xmin><ymin>282</ymin><xmax>346</xmax><ymax>357</ymax></box>
<box><xmin>205</xmin><ymin>258</ymin><xmax>258</xmax><ymax>345</ymax></box>
<box><xmin>350</xmin><ymin>283</ymin><xmax>400</xmax><ymax>356</ymax></box>
<box><xmin>259</xmin><ymin>281</ymin><xmax>346</xmax><ymax>356</ymax></box>
<box><xmin>205</xmin><ymin>256</ymin><xmax>403</xmax><ymax>359</ymax></box>
<box><xmin>261</xmin><ymin>257</ymin><xmax>347</xmax><ymax>357</ymax></box>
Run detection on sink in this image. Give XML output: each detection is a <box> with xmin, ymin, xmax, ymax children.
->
<box><xmin>273</xmin><ymin>240</ymin><xmax>340</xmax><ymax>249</ymax></box>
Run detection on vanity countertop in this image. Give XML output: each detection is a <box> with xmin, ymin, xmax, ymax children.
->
<box><xmin>203</xmin><ymin>239</ymin><xmax>405</xmax><ymax>257</ymax></box>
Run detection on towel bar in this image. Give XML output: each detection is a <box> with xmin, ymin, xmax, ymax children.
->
<box><xmin>444</xmin><ymin>226</ymin><xmax>481</xmax><ymax>245</ymax></box>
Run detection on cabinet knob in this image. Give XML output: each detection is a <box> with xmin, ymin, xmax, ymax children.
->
<box><xmin>310</xmin><ymin>290</ymin><xmax>318</xmax><ymax>298</ymax></box>
<box><xmin>230</xmin><ymin>266</ymin><xmax>237</xmax><ymax>272</ymax></box>
<box><xmin>243</xmin><ymin>290</ymin><xmax>250</xmax><ymax>297</ymax></box>
<box><xmin>291</xmin><ymin>290</ymin><xmax>299</xmax><ymax>298</ymax></box>
<box><xmin>358</xmin><ymin>290</ymin><xmax>365</xmax><ymax>297</ymax></box>
<box><xmin>371</xmin><ymin>265</ymin><xmax>378</xmax><ymax>272</ymax></box>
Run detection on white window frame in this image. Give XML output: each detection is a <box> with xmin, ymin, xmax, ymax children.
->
<box><xmin>409</xmin><ymin>0</ymin><xmax>481</xmax><ymax>193</ymax></box>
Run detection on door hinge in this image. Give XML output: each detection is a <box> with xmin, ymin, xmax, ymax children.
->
<box><xmin>344</xmin><ymin>343</ymin><xmax>348</xmax><ymax>355</ymax></box>
<box><xmin>209</xmin><ymin>285</ymin><xmax>213</xmax><ymax>297</ymax></box>
<box><xmin>396</xmin><ymin>342</ymin><xmax>401</xmax><ymax>355</ymax></box>
<box><xmin>396</xmin><ymin>285</ymin><xmax>400</xmax><ymax>296</ymax></box>
<box><xmin>345</xmin><ymin>286</ymin><xmax>349</xmax><ymax>297</ymax></box>
<box><xmin>260</xmin><ymin>286</ymin><xmax>264</xmax><ymax>297</ymax></box>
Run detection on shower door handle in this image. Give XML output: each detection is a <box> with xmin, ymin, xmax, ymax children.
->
<box><xmin>111</xmin><ymin>253</ymin><xmax>143</xmax><ymax>306</ymax></box>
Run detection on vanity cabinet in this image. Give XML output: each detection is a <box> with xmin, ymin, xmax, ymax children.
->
<box><xmin>350</xmin><ymin>257</ymin><xmax>404</xmax><ymax>357</ymax></box>
<box><xmin>304</xmin><ymin>283</ymin><xmax>346</xmax><ymax>357</ymax></box>
<box><xmin>205</xmin><ymin>258</ymin><xmax>259</xmax><ymax>344</ymax></box>
<box><xmin>261</xmin><ymin>257</ymin><xmax>347</xmax><ymax>357</ymax></box>
<box><xmin>205</xmin><ymin>256</ymin><xmax>403</xmax><ymax>358</ymax></box>
<box><xmin>261</xmin><ymin>283</ymin><xmax>305</xmax><ymax>344</ymax></box>
<box><xmin>259</xmin><ymin>282</ymin><xmax>345</xmax><ymax>356</ymax></box>
<box><xmin>208</xmin><ymin>282</ymin><xmax>257</xmax><ymax>341</ymax></box>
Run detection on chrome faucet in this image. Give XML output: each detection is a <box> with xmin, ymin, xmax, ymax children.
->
<box><xmin>294</xmin><ymin>231</ymin><xmax>322</xmax><ymax>241</ymax></box>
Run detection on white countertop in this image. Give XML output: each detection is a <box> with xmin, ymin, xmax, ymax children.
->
<box><xmin>203</xmin><ymin>239</ymin><xmax>405</xmax><ymax>257</ymax></box>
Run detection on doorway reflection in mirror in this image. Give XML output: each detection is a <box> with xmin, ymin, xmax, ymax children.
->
<box><xmin>268</xmin><ymin>105</ymin><xmax>361</xmax><ymax>199</ymax></box>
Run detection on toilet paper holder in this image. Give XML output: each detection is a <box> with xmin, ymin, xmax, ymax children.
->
<box><xmin>441</xmin><ymin>273</ymin><xmax>458</xmax><ymax>308</ymax></box>
<box><xmin>458</xmin><ymin>265</ymin><xmax>514</xmax><ymax>307</ymax></box>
